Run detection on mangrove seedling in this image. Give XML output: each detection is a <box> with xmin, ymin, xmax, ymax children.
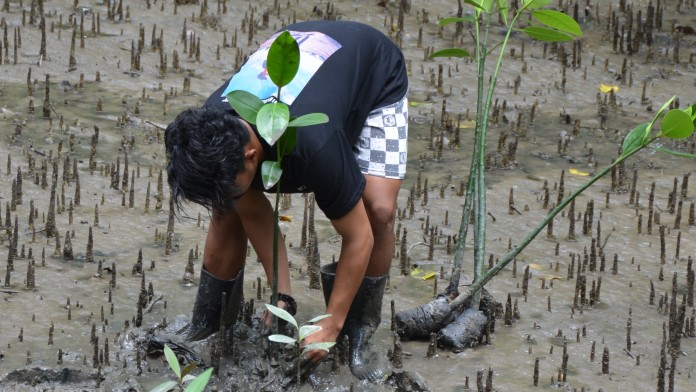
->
<box><xmin>151</xmin><ymin>344</ymin><xmax>213</xmax><ymax>392</ymax></box>
<box><xmin>227</xmin><ymin>31</ymin><xmax>328</xmax><ymax>332</ymax></box>
<box><xmin>265</xmin><ymin>304</ymin><xmax>336</xmax><ymax>385</ymax></box>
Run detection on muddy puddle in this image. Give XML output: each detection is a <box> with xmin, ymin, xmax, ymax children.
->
<box><xmin>1</xmin><ymin>0</ymin><xmax>696</xmax><ymax>391</ymax></box>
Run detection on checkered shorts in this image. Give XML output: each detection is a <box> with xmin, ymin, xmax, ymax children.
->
<box><xmin>355</xmin><ymin>96</ymin><xmax>408</xmax><ymax>179</ymax></box>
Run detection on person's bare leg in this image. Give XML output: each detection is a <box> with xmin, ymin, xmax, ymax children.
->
<box><xmin>203</xmin><ymin>195</ymin><xmax>291</xmax><ymax>292</ymax></box>
<box><xmin>204</xmin><ymin>209</ymin><xmax>248</xmax><ymax>280</ymax></box>
<box><xmin>361</xmin><ymin>175</ymin><xmax>402</xmax><ymax>277</ymax></box>
<box><xmin>318</xmin><ymin>175</ymin><xmax>398</xmax><ymax>380</ymax></box>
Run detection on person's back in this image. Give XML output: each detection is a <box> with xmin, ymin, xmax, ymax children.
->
<box><xmin>204</xmin><ymin>20</ymin><xmax>408</xmax><ymax>219</ymax></box>
<box><xmin>205</xmin><ymin>20</ymin><xmax>408</xmax><ymax>143</ymax></box>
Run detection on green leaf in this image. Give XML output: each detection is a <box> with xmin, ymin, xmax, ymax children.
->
<box><xmin>266</xmin><ymin>31</ymin><xmax>300</xmax><ymax>88</ymax></box>
<box><xmin>463</xmin><ymin>0</ymin><xmax>485</xmax><ymax>11</ymax></box>
<box><xmin>261</xmin><ymin>161</ymin><xmax>282</xmax><ymax>190</ymax></box>
<box><xmin>163</xmin><ymin>344</ymin><xmax>181</xmax><ymax>379</ymax></box>
<box><xmin>683</xmin><ymin>103</ymin><xmax>696</xmax><ymax>124</ymax></box>
<box><xmin>621</xmin><ymin>123</ymin><xmax>649</xmax><ymax>156</ymax></box>
<box><xmin>278</xmin><ymin>127</ymin><xmax>297</xmax><ymax>157</ymax></box>
<box><xmin>299</xmin><ymin>325</ymin><xmax>322</xmax><ymax>341</ymax></box>
<box><xmin>301</xmin><ymin>342</ymin><xmax>336</xmax><ymax>355</ymax></box>
<box><xmin>226</xmin><ymin>90</ymin><xmax>264</xmax><ymax>125</ymax></box>
<box><xmin>659</xmin><ymin>109</ymin><xmax>695</xmax><ymax>139</ymax></box>
<box><xmin>480</xmin><ymin>0</ymin><xmax>494</xmax><ymax>12</ymax></box>
<box><xmin>656</xmin><ymin>147</ymin><xmax>696</xmax><ymax>158</ymax></box>
<box><xmin>151</xmin><ymin>381</ymin><xmax>178</xmax><ymax>392</ymax></box>
<box><xmin>520</xmin><ymin>26</ymin><xmax>575</xmax><ymax>42</ymax></box>
<box><xmin>497</xmin><ymin>0</ymin><xmax>508</xmax><ymax>25</ymax></box>
<box><xmin>438</xmin><ymin>16</ymin><xmax>475</xmax><ymax>27</ymax></box>
<box><xmin>180</xmin><ymin>362</ymin><xmax>197</xmax><ymax>379</ymax></box>
<box><xmin>643</xmin><ymin>95</ymin><xmax>677</xmax><ymax>140</ymax></box>
<box><xmin>268</xmin><ymin>334</ymin><xmax>298</xmax><ymax>344</ymax></box>
<box><xmin>532</xmin><ymin>10</ymin><xmax>582</xmax><ymax>37</ymax></box>
<box><xmin>306</xmin><ymin>314</ymin><xmax>332</xmax><ymax>324</ymax></box>
<box><xmin>523</xmin><ymin>0</ymin><xmax>552</xmax><ymax>9</ymax></box>
<box><xmin>265</xmin><ymin>303</ymin><xmax>298</xmax><ymax>329</ymax></box>
<box><xmin>256</xmin><ymin>102</ymin><xmax>290</xmax><ymax>146</ymax></box>
<box><xmin>287</xmin><ymin>113</ymin><xmax>329</xmax><ymax>127</ymax></box>
<box><xmin>184</xmin><ymin>368</ymin><xmax>213</xmax><ymax>392</ymax></box>
<box><xmin>430</xmin><ymin>48</ymin><xmax>472</xmax><ymax>59</ymax></box>
<box><xmin>464</xmin><ymin>0</ymin><xmax>493</xmax><ymax>12</ymax></box>
<box><xmin>654</xmin><ymin>97</ymin><xmax>676</xmax><ymax>119</ymax></box>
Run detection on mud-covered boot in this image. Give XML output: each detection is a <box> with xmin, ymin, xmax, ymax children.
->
<box><xmin>321</xmin><ymin>262</ymin><xmax>391</xmax><ymax>382</ymax></box>
<box><xmin>179</xmin><ymin>267</ymin><xmax>244</xmax><ymax>341</ymax></box>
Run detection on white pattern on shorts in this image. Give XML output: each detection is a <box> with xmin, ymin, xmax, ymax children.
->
<box><xmin>355</xmin><ymin>96</ymin><xmax>408</xmax><ymax>179</ymax></box>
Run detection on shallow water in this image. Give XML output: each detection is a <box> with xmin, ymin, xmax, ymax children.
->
<box><xmin>1</xmin><ymin>0</ymin><xmax>696</xmax><ymax>391</ymax></box>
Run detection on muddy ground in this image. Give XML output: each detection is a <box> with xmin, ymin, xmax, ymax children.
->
<box><xmin>1</xmin><ymin>0</ymin><xmax>696</xmax><ymax>391</ymax></box>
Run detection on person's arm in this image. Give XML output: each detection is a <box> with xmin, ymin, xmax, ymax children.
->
<box><xmin>234</xmin><ymin>187</ymin><xmax>293</xmax><ymax>299</ymax></box>
<box><xmin>302</xmin><ymin>198</ymin><xmax>374</xmax><ymax>362</ymax></box>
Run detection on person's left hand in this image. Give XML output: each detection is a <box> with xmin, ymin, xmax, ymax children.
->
<box><xmin>260</xmin><ymin>298</ymin><xmax>293</xmax><ymax>336</ymax></box>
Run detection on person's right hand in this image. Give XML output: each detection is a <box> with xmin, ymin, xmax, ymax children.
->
<box><xmin>302</xmin><ymin>316</ymin><xmax>341</xmax><ymax>362</ymax></box>
<box><xmin>287</xmin><ymin>315</ymin><xmax>341</xmax><ymax>380</ymax></box>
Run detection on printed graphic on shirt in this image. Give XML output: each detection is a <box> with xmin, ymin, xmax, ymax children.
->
<box><xmin>221</xmin><ymin>31</ymin><xmax>342</xmax><ymax>105</ymax></box>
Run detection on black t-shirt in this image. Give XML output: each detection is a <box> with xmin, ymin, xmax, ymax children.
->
<box><xmin>205</xmin><ymin>21</ymin><xmax>408</xmax><ymax>220</ymax></box>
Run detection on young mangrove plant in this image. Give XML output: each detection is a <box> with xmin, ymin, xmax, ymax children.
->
<box><xmin>396</xmin><ymin>0</ymin><xmax>695</xmax><ymax>340</ymax></box>
<box><xmin>444</xmin><ymin>0</ymin><xmax>583</xmax><ymax>299</ymax></box>
<box><xmin>226</xmin><ymin>31</ymin><xmax>328</xmax><ymax>331</ymax></box>
<box><xmin>265</xmin><ymin>304</ymin><xmax>336</xmax><ymax>385</ymax></box>
<box><xmin>151</xmin><ymin>344</ymin><xmax>213</xmax><ymax>392</ymax></box>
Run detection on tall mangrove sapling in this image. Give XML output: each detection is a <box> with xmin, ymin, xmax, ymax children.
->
<box><xmin>395</xmin><ymin>0</ymin><xmax>696</xmax><ymax>342</ymax></box>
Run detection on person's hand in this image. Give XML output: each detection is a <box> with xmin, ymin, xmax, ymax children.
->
<box><xmin>282</xmin><ymin>316</ymin><xmax>342</xmax><ymax>383</ymax></box>
<box><xmin>300</xmin><ymin>316</ymin><xmax>342</xmax><ymax>367</ymax></box>
<box><xmin>260</xmin><ymin>308</ymin><xmax>274</xmax><ymax>335</ymax></box>
<box><xmin>260</xmin><ymin>297</ymin><xmax>296</xmax><ymax>335</ymax></box>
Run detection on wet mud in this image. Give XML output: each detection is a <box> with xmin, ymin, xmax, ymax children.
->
<box><xmin>1</xmin><ymin>0</ymin><xmax>696</xmax><ymax>391</ymax></box>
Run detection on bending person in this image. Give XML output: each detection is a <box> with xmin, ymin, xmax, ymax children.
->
<box><xmin>164</xmin><ymin>20</ymin><xmax>408</xmax><ymax>381</ymax></box>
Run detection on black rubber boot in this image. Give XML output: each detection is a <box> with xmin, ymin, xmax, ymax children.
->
<box><xmin>321</xmin><ymin>262</ymin><xmax>391</xmax><ymax>382</ymax></box>
<box><xmin>179</xmin><ymin>267</ymin><xmax>244</xmax><ymax>341</ymax></box>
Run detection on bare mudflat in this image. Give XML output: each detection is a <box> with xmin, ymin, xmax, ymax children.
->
<box><xmin>0</xmin><ymin>0</ymin><xmax>695</xmax><ymax>391</ymax></box>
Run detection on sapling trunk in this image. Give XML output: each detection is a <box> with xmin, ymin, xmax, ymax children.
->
<box><xmin>270</xmin><ymin>83</ymin><xmax>285</xmax><ymax>334</ymax></box>
<box><xmin>272</xmin><ymin>191</ymin><xmax>280</xmax><ymax>333</ymax></box>
<box><xmin>469</xmin><ymin>8</ymin><xmax>527</xmax><ymax>305</ymax></box>
<box><xmin>446</xmin><ymin>173</ymin><xmax>473</xmax><ymax>295</ymax></box>
<box><xmin>447</xmin><ymin>8</ymin><xmax>492</xmax><ymax>303</ymax></box>
<box><xmin>296</xmin><ymin>343</ymin><xmax>301</xmax><ymax>385</ymax></box>
<box><xmin>472</xmin><ymin>13</ymin><xmax>492</xmax><ymax>306</ymax></box>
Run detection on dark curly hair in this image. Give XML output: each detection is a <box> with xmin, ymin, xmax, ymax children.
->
<box><xmin>164</xmin><ymin>106</ymin><xmax>250</xmax><ymax>212</ymax></box>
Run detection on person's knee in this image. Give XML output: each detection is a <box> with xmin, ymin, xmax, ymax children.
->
<box><xmin>366</xmin><ymin>202</ymin><xmax>396</xmax><ymax>233</ymax></box>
